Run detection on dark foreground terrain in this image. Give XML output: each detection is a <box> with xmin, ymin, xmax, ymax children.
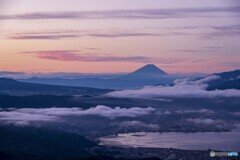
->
<box><xmin>0</xmin><ymin>126</ymin><xmax>237</xmax><ymax>160</ymax></box>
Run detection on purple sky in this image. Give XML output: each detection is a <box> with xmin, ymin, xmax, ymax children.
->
<box><xmin>0</xmin><ymin>0</ymin><xmax>239</xmax><ymax>73</ymax></box>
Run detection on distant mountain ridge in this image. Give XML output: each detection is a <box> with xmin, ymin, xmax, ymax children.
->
<box><xmin>18</xmin><ymin>64</ymin><xmax>178</xmax><ymax>89</ymax></box>
<box><xmin>0</xmin><ymin>78</ymin><xmax>111</xmax><ymax>95</ymax></box>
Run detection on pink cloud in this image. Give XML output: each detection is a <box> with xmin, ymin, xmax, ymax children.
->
<box><xmin>22</xmin><ymin>50</ymin><xmax>187</xmax><ymax>64</ymax></box>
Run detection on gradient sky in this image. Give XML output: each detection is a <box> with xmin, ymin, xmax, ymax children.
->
<box><xmin>0</xmin><ymin>0</ymin><xmax>239</xmax><ymax>74</ymax></box>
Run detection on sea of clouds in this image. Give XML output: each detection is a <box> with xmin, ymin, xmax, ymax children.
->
<box><xmin>0</xmin><ymin>105</ymin><xmax>155</xmax><ymax>126</ymax></box>
<box><xmin>106</xmin><ymin>75</ymin><xmax>240</xmax><ymax>98</ymax></box>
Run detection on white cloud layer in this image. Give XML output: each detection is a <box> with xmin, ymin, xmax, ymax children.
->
<box><xmin>106</xmin><ymin>75</ymin><xmax>240</xmax><ymax>98</ymax></box>
<box><xmin>0</xmin><ymin>105</ymin><xmax>155</xmax><ymax>126</ymax></box>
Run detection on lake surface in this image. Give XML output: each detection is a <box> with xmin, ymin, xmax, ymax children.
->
<box><xmin>99</xmin><ymin>132</ymin><xmax>240</xmax><ymax>151</ymax></box>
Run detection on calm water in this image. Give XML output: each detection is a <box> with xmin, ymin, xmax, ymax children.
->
<box><xmin>99</xmin><ymin>132</ymin><xmax>240</xmax><ymax>151</ymax></box>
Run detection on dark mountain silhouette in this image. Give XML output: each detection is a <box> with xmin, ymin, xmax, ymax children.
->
<box><xmin>0</xmin><ymin>126</ymin><xmax>96</xmax><ymax>160</ymax></box>
<box><xmin>207</xmin><ymin>70</ymin><xmax>240</xmax><ymax>90</ymax></box>
<box><xmin>213</xmin><ymin>70</ymin><xmax>240</xmax><ymax>79</ymax></box>
<box><xmin>0</xmin><ymin>78</ymin><xmax>111</xmax><ymax>95</ymax></box>
<box><xmin>128</xmin><ymin>64</ymin><xmax>168</xmax><ymax>77</ymax></box>
<box><xmin>122</xmin><ymin>64</ymin><xmax>168</xmax><ymax>81</ymax></box>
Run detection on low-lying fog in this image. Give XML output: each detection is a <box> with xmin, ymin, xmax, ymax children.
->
<box><xmin>1</xmin><ymin>104</ymin><xmax>240</xmax><ymax>138</ymax></box>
